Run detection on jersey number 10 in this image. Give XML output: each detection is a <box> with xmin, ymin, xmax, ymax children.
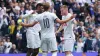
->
<box><xmin>43</xmin><ymin>18</ymin><xmax>50</xmax><ymax>28</ymax></box>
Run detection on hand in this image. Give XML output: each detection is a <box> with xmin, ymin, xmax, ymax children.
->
<box><xmin>31</xmin><ymin>11</ymin><xmax>35</xmax><ymax>14</ymax></box>
<box><xmin>20</xmin><ymin>22</ymin><xmax>25</xmax><ymax>26</ymax></box>
<box><xmin>71</xmin><ymin>14</ymin><xmax>77</xmax><ymax>19</ymax></box>
<box><xmin>55</xmin><ymin>31</ymin><xmax>59</xmax><ymax>36</ymax></box>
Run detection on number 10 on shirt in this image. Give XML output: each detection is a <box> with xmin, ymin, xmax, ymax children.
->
<box><xmin>43</xmin><ymin>18</ymin><xmax>50</xmax><ymax>28</ymax></box>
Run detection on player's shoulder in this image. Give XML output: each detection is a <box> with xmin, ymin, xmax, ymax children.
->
<box><xmin>67</xmin><ymin>13</ymin><xmax>72</xmax><ymax>17</ymax></box>
<box><xmin>50</xmin><ymin>12</ymin><xmax>57</xmax><ymax>17</ymax></box>
<box><xmin>44</xmin><ymin>11</ymin><xmax>54</xmax><ymax>15</ymax></box>
<box><xmin>32</xmin><ymin>13</ymin><xmax>38</xmax><ymax>17</ymax></box>
<box><xmin>35</xmin><ymin>13</ymin><xmax>42</xmax><ymax>17</ymax></box>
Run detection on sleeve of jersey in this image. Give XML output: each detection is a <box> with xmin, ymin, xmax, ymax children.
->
<box><xmin>52</xmin><ymin>13</ymin><xmax>58</xmax><ymax>20</ymax></box>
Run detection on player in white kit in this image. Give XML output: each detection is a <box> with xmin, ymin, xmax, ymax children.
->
<box><xmin>21</xmin><ymin>3</ymin><xmax>44</xmax><ymax>56</ymax></box>
<box><xmin>21</xmin><ymin>3</ymin><xmax>75</xmax><ymax>56</ymax></box>
<box><xmin>56</xmin><ymin>5</ymin><xmax>77</xmax><ymax>56</ymax></box>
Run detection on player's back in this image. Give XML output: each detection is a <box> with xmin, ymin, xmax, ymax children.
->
<box><xmin>36</xmin><ymin>11</ymin><xmax>57</xmax><ymax>39</ymax></box>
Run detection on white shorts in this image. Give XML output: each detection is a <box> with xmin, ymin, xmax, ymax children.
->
<box><xmin>41</xmin><ymin>37</ymin><xmax>57</xmax><ymax>51</ymax></box>
<box><xmin>63</xmin><ymin>39</ymin><xmax>75</xmax><ymax>52</ymax></box>
<box><xmin>26</xmin><ymin>31</ymin><xmax>41</xmax><ymax>49</ymax></box>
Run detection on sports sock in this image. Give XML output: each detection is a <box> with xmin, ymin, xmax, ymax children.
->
<box><xmin>52</xmin><ymin>52</ymin><xmax>57</xmax><ymax>56</ymax></box>
<box><xmin>66</xmin><ymin>54</ymin><xmax>71</xmax><ymax>56</ymax></box>
<box><xmin>70</xmin><ymin>54</ymin><xmax>73</xmax><ymax>56</ymax></box>
<box><xmin>42</xmin><ymin>52</ymin><xmax>47</xmax><ymax>56</ymax></box>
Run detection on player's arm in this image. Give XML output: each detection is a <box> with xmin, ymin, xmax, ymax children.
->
<box><xmin>21</xmin><ymin>21</ymin><xmax>38</xmax><ymax>27</ymax></box>
<box><xmin>72</xmin><ymin>18</ymin><xmax>77</xmax><ymax>24</ymax></box>
<box><xmin>56</xmin><ymin>25</ymin><xmax>63</xmax><ymax>34</ymax></box>
<box><xmin>56</xmin><ymin>15</ymin><xmax>74</xmax><ymax>24</ymax></box>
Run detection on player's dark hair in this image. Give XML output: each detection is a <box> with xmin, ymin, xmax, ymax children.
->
<box><xmin>36</xmin><ymin>3</ymin><xmax>43</xmax><ymax>9</ymax></box>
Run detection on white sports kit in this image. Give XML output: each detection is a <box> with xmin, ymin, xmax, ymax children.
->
<box><xmin>22</xmin><ymin>13</ymin><xmax>41</xmax><ymax>49</ymax></box>
<box><xmin>34</xmin><ymin>11</ymin><xmax>58</xmax><ymax>51</ymax></box>
<box><xmin>62</xmin><ymin>13</ymin><xmax>75</xmax><ymax>52</ymax></box>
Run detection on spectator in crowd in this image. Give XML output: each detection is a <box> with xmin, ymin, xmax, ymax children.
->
<box><xmin>95</xmin><ymin>0</ymin><xmax>100</xmax><ymax>12</ymax></box>
<box><xmin>8</xmin><ymin>20</ymin><xmax>17</xmax><ymax>45</ymax></box>
<box><xmin>20</xmin><ymin>5</ymin><xmax>26</xmax><ymax>15</ymax></box>
<box><xmin>2</xmin><ymin>37</ymin><xmax>6</xmax><ymax>45</ymax></box>
<box><xmin>25</xmin><ymin>5</ymin><xmax>33</xmax><ymax>14</ymax></box>
<box><xmin>76</xmin><ymin>38</ymin><xmax>84</xmax><ymax>52</ymax></box>
<box><xmin>81</xmin><ymin>31</ymin><xmax>88</xmax><ymax>43</ymax></box>
<box><xmin>0</xmin><ymin>2</ymin><xmax>7</xmax><ymax>33</ymax></box>
<box><xmin>24</xmin><ymin>3</ymin><xmax>30</xmax><ymax>14</ymax></box>
<box><xmin>12</xmin><ymin>0</ymin><xmax>18</xmax><ymax>8</ymax></box>
<box><xmin>83</xmin><ymin>34</ymin><xmax>93</xmax><ymax>56</ymax></box>
<box><xmin>0</xmin><ymin>40</ymin><xmax>4</xmax><ymax>53</ymax></box>
<box><xmin>9</xmin><ymin>44</ymin><xmax>18</xmax><ymax>53</ymax></box>
<box><xmin>4</xmin><ymin>37</ymin><xmax>12</xmax><ymax>54</ymax></box>
<box><xmin>75</xmin><ymin>0</ymin><xmax>86</xmax><ymax>6</ymax></box>
<box><xmin>90</xmin><ymin>32</ymin><xmax>97</xmax><ymax>51</ymax></box>
<box><xmin>54</xmin><ymin>0</ymin><xmax>62</xmax><ymax>19</ymax></box>
<box><xmin>95</xmin><ymin>25</ymin><xmax>100</xmax><ymax>56</ymax></box>
<box><xmin>0</xmin><ymin>14</ymin><xmax>9</xmax><ymax>36</ymax></box>
<box><xmin>0</xmin><ymin>2</ymin><xmax>6</xmax><ymax>20</ymax></box>
<box><xmin>95</xmin><ymin>8</ymin><xmax>100</xmax><ymax>27</ymax></box>
<box><xmin>76</xmin><ymin>21</ymin><xmax>85</xmax><ymax>38</ymax></box>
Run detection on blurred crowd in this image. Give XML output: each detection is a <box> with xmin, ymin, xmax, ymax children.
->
<box><xmin>0</xmin><ymin>0</ymin><xmax>100</xmax><ymax>54</ymax></box>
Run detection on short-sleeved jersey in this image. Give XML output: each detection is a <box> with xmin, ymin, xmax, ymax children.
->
<box><xmin>22</xmin><ymin>13</ymin><xmax>41</xmax><ymax>35</ymax></box>
<box><xmin>62</xmin><ymin>13</ymin><xmax>75</xmax><ymax>40</ymax></box>
<box><xmin>35</xmin><ymin>11</ymin><xmax>58</xmax><ymax>38</ymax></box>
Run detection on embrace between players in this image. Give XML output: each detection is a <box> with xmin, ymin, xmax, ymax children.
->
<box><xmin>20</xmin><ymin>2</ymin><xmax>77</xmax><ymax>56</ymax></box>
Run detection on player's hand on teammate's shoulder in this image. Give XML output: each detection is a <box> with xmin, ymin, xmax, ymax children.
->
<box><xmin>31</xmin><ymin>10</ymin><xmax>36</xmax><ymax>14</ymax></box>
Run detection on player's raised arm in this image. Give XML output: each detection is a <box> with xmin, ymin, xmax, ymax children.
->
<box><xmin>21</xmin><ymin>12</ymin><xmax>39</xmax><ymax>27</ymax></box>
<box><xmin>56</xmin><ymin>15</ymin><xmax>74</xmax><ymax>24</ymax></box>
<box><xmin>72</xmin><ymin>18</ymin><xmax>77</xmax><ymax>24</ymax></box>
<box><xmin>56</xmin><ymin>15</ymin><xmax>76</xmax><ymax>34</ymax></box>
<box><xmin>56</xmin><ymin>24</ymin><xmax>63</xmax><ymax>34</ymax></box>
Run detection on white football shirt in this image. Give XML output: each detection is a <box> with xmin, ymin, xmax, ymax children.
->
<box><xmin>22</xmin><ymin>13</ymin><xmax>41</xmax><ymax>35</ymax></box>
<box><xmin>35</xmin><ymin>11</ymin><xmax>58</xmax><ymax>38</ymax></box>
<box><xmin>62</xmin><ymin>13</ymin><xmax>75</xmax><ymax>40</ymax></box>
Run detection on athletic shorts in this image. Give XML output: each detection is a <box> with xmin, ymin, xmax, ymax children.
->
<box><xmin>26</xmin><ymin>31</ymin><xmax>41</xmax><ymax>49</ymax></box>
<box><xmin>63</xmin><ymin>39</ymin><xmax>75</xmax><ymax>52</ymax></box>
<box><xmin>41</xmin><ymin>37</ymin><xmax>57</xmax><ymax>51</ymax></box>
